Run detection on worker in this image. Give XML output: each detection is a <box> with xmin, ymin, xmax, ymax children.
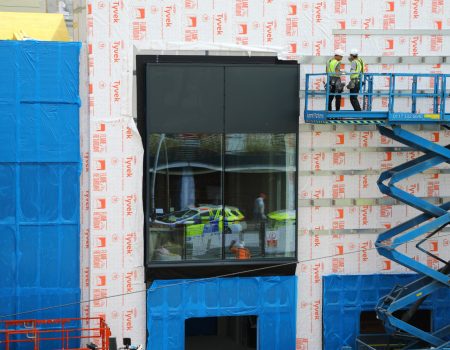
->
<box><xmin>229</xmin><ymin>240</ymin><xmax>251</xmax><ymax>259</ymax></box>
<box><xmin>347</xmin><ymin>48</ymin><xmax>364</xmax><ymax>111</ymax></box>
<box><xmin>254</xmin><ymin>193</ymin><xmax>267</xmax><ymax>222</ymax></box>
<box><xmin>254</xmin><ymin>192</ymin><xmax>267</xmax><ymax>256</ymax></box>
<box><xmin>326</xmin><ymin>49</ymin><xmax>345</xmax><ymax>111</ymax></box>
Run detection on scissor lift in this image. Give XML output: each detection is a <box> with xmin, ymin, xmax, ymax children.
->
<box><xmin>304</xmin><ymin>73</ymin><xmax>450</xmax><ymax>349</ymax></box>
<box><xmin>0</xmin><ymin>317</ymin><xmax>111</xmax><ymax>349</ymax></box>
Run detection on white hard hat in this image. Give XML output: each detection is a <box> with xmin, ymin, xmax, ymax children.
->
<box><xmin>334</xmin><ymin>48</ymin><xmax>345</xmax><ymax>57</ymax></box>
<box><xmin>350</xmin><ymin>48</ymin><xmax>359</xmax><ymax>56</ymax></box>
<box><xmin>238</xmin><ymin>242</ymin><xmax>245</xmax><ymax>248</ymax></box>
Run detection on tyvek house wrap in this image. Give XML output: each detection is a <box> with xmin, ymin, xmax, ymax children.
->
<box><xmin>0</xmin><ymin>41</ymin><xmax>81</xmax><ymax>323</ymax></box>
<box><xmin>85</xmin><ymin>1</ymin><xmax>450</xmax><ymax>349</ymax></box>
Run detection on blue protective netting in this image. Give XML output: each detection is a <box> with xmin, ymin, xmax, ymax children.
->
<box><xmin>0</xmin><ymin>41</ymin><xmax>81</xmax><ymax>326</ymax></box>
<box><xmin>147</xmin><ymin>276</ymin><xmax>297</xmax><ymax>350</ymax></box>
<box><xmin>323</xmin><ymin>273</ymin><xmax>450</xmax><ymax>350</ymax></box>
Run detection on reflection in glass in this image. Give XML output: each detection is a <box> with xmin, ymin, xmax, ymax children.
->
<box><xmin>225</xmin><ymin>134</ymin><xmax>296</xmax><ymax>259</ymax></box>
<box><xmin>148</xmin><ymin>134</ymin><xmax>223</xmax><ymax>262</ymax></box>
<box><xmin>147</xmin><ymin>133</ymin><xmax>297</xmax><ymax>263</ymax></box>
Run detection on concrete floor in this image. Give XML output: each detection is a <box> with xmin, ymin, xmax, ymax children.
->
<box><xmin>185</xmin><ymin>336</ymin><xmax>253</xmax><ymax>350</ymax></box>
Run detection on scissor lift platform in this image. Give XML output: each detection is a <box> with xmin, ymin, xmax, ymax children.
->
<box><xmin>304</xmin><ymin>73</ymin><xmax>450</xmax><ymax>349</ymax></box>
<box><xmin>304</xmin><ymin>73</ymin><xmax>450</xmax><ymax>125</ymax></box>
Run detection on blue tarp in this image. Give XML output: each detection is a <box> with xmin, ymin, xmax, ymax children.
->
<box><xmin>147</xmin><ymin>276</ymin><xmax>297</xmax><ymax>350</ymax></box>
<box><xmin>0</xmin><ymin>41</ymin><xmax>81</xmax><ymax>325</ymax></box>
<box><xmin>323</xmin><ymin>273</ymin><xmax>450</xmax><ymax>350</ymax></box>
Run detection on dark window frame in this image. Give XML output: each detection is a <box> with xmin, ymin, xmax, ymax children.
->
<box><xmin>137</xmin><ymin>55</ymin><xmax>299</xmax><ymax>280</ymax></box>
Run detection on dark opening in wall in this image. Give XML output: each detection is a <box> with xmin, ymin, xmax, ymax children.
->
<box><xmin>360</xmin><ymin>309</ymin><xmax>432</xmax><ymax>334</ymax></box>
<box><xmin>185</xmin><ymin>316</ymin><xmax>257</xmax><ymax>350</ymax></box>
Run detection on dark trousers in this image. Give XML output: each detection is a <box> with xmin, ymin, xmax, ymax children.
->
<box><xmin>328</xmin><ymin>77</ymin><xmax>342</xmax><ymax>111</ymax></box>
<box><xmin>350</xmin><ymin>79</ymin><xmax>362</xmax><ymax>111</ymax></box>
<box><xmin>257</xmin><ymin>220</ymin><xmax>266</xmax><ymax>257</ymax></box>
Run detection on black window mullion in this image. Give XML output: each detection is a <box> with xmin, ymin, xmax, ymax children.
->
<box><xmin>221</xmin><ymin>66</ymin><xmax>226</xmax><ymax>260</ymax></box>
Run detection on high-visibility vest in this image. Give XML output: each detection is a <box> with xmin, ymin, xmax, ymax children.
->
<box><xmin>350</xmin><ymin>58</ymin><xmax>363</xmax><ymax>80</ymax></box>
<box><xmin>326</xmin><ymin>58</ymin><xmax>341</xmax><ymax>77</ymax></box>
<box><xmin>358</xmin><ymin>57</ymin><xmax>365</xmax><ymax>73</ymax></box>
<box><xmin>231</xmin><ymin>246</ymin><xmax>251</xmax><ymax>259</ymax></box>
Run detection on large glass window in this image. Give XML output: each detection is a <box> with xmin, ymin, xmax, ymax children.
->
<box><xmin>224</xmin><ymin>134</ymin><xmax>296</xmax><ymax>259</ymax></box>
<box><xmin>148</xmin><ymin>134</ymin><xmax>223</xmax><ymax>262</ymax></box>
<box><xmin>142</xmin><ymin>57</ymin><xmax>300</xmax><ymax>267</ymax></box>
<box><xmin>147</xmin><ymin>133</ymin><xmax>296</xmax><ymax>263</ymax></box>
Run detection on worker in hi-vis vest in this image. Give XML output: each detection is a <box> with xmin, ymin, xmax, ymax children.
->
<box><xmin>229</xmin><ymin>240</ymin><xmax>251</xmax><ymax>259</ymax></box>
<box><xmin>347</xmin><ymin>48</ymin><xmax>365</xmax><ymax>111</ymax></box>
<box><xmin>326</xmin><ymin>49</ymin><xmax>344</xmax><ymax>111</ymax></box>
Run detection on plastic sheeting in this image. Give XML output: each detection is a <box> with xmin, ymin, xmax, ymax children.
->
<box><xmin>0</xmin><ymin>41</ymin><xmax>81</xmax><ymax>321</ymax></box>
<box><xmin>322</xmin><ymin>274</ymin><xmax>450</xmax><ymax>350</ymax></box>
<box><xmin>147</xmin><ymin>276</ymin><xmax>297</xmax><ymax>350</ymax></box>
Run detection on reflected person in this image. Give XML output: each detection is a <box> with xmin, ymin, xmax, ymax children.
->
<box><xmin>254</xmin><ymin>192</ymin><xmax>267</xmax><ymax>257</ymax></box>
<box><xmin>229</xmin><ymin>240</ymin><xmax>251</xmax><ymax>260</ymax></box>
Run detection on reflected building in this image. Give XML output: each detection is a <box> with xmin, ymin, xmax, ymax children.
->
<box><xmin>148</xmin><ymin>133</ymin><xmax>296</xmax><ymax>262</ymax></box>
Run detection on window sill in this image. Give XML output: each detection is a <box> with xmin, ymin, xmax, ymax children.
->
<box><xmin>146</xmin><ymin>258</ymin><xmax>297</xmax><ymax>281</ymax></box>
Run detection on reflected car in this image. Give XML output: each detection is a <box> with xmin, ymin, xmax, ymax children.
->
<box><xmin>153</xmin><ymin>209</ymin><xmax>207</xmax><ymax>237</ymax></box>
<box><xmin>154</xmin><ymin>209</ymin><xmax>202</xmax><ymax>225</ymax></box>
<box><xmin>153</xmin><ymin>206</ymin><xmax>246</xmax><ymax>235</ymax></box>
<box><xmin>197</xmin><ymin>205</ymin><xmax>247</xmax><ymax>233</ymax></box>
<box><xmin>267</xmin><ymin>209</ymin><xmax>296</xmax><ymax>229</ymax></box>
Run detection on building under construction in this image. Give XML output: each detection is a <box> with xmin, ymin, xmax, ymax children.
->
<box><xmin>0</xmin><ymin>1</ymin><xmax>449</xmax><ymax>349</ymax></box>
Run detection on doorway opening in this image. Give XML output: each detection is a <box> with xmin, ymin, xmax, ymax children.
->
<box><xmin>358</xmin><ymin>310</ymin><xmax>432</xmax><ymax>349</ymax></box>
<box><xmin>360</xmin><ymin>309</ymin><xmax>432</xmax><ymax>334</ymax></box>
<box><xmin>185</xmin><ymin>316</ymin><xmax>257</xmax><ymax>350</ymax></box>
